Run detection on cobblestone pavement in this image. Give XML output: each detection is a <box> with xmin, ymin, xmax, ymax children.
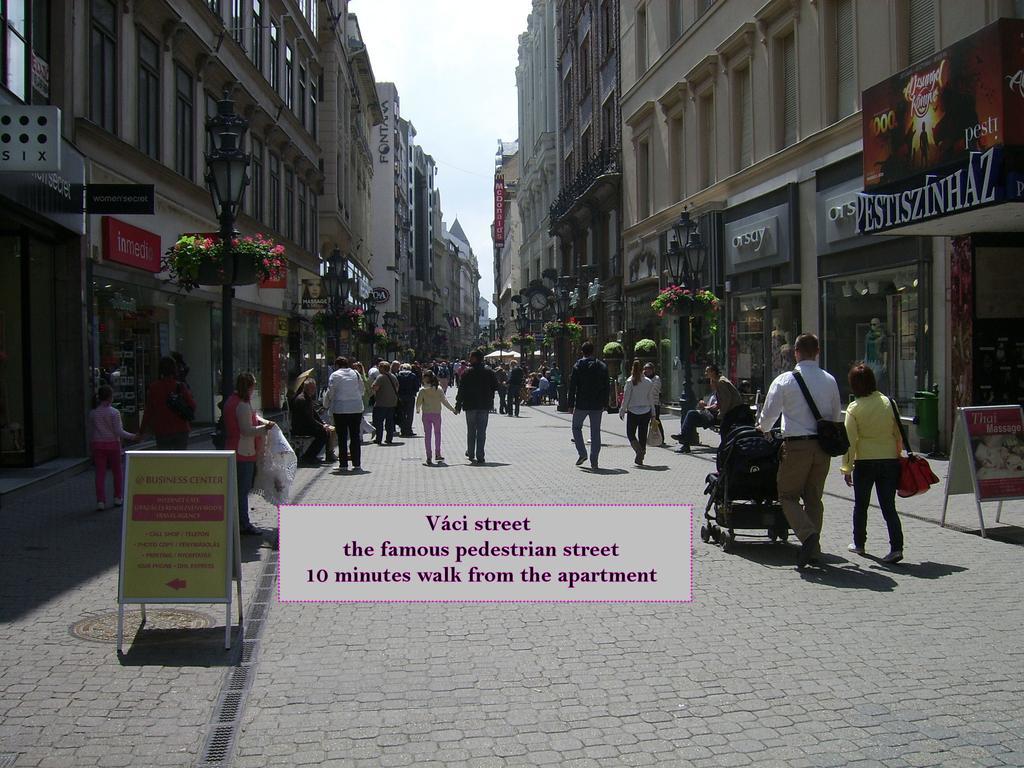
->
<box><xmin>2</xmin><ymin>405</ymin><xmax>1023</xmax><ymax>767</ymax></box>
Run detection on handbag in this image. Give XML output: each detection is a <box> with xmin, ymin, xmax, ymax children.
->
<box><xmin>890</xmin><ymin>399</ymin><xmax>939</xmax><ymax>497</ymax></box>
<box><xmin>647</xmin><ymin>418</ymin><xmax>664</xmax><ymax>447</ymax></box>
<box><xmin>166</xmin><ymin>383</ymin><xmax>195</xmax><ymax>422</ymax></box>
<box><xmin>792</xmin><ymin>371</ymin><xmax>850</xmax><ymax>457</ymax></box>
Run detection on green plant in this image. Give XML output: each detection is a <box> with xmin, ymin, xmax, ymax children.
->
<box><xmin>651</xmin><ymin>286</ymin><xmax>721</xmax><ymax>334</ymax></box>
<box><xmin>543</xmin><ymin>320</ymin><xmax>583</xmax><ymax>346</ymax></box>
<box><xmin>373</xmin><ymin>327</ymin><xmax>389</xmax><ymax>346</ymax></box>
<box><xmin>162</xmin><ymin>233</ymin><xmax>286</xmax><ymax>291</ymax></box>
<box><xmin>634</xmin><ymin>338</ymin><xmax>657</xmax><ymax>355</ymax></box>
<box><xmin>510</xmin><ymin>333</ymin><xmax>535</xmax><ymax>347</ymax></box>
<box><xmin>602</xmin><ymin>341</ymin><xmax>624</xmax><ymax>357</ymax></box>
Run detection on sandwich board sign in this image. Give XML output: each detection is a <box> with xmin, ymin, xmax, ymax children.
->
<box><xmin>117</xmin><ymin>451</ymin><xmax>242</xmax><ymax>653</ymax></box>
<box><xmin>941</xmin><ymin>406</ymin><xmax>1024</xmax><ymax>537</ymax></box>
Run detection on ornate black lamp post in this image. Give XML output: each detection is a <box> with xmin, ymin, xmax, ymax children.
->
<box><xmin>664</xmin><ymin>210</ymin><xmax>707</xmax><ymax>426</ymax></box>
<box><xmin>204</xmin><ymin>90</ymin><xmax>250</xmax><ymax>404</ymax></box>
<box><xmin>365</xmin><ymin>301</ymin><xmax>380</xmax><ymax>363</ymax></box>
<box><xmin>495</xmin><ymin>315</ymin><xmax>506</xmax><ymax>354</ymax></box>
<box><xmin>553</xmin><ymin>276</ymin><xmax>572</xmax><ymax>412</ymax></box>
<box><xmin>512</xmin><ymin>295</ymin><xmax>529</xmax><ymax>364</ymax></box>
<box><xmin>324</xmin><ymin>248</ymin><xmax>351</xmax><ymax>362</ymax></box>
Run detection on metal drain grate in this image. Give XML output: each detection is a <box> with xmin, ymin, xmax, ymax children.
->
<box><xmin>239</xmin><ymin>640</ymin><xmax>257</xmax><ymax>664</ymax></box>
<box><xmin>244</xmin><ymin>616</ymin><xmax>264</xmax><ymax>635</ymax></box>
<box><xmin>226</xmin><ymin>665</ymin><xmax>252</xmax><ymax>692</ymax></box>
<box><xmin>214</xmin><ymin>691</ymin><xmax>245</xmax><ymax>724</ymax></box>
<box><xmin>0</xmin><ymin>753</ymin><xmax>19</xmax><ymax>768</ymax></box>
<box><xmin>197</xmin><ymin>724</ymin><xmax>236</xmax><ymax>765</ymax></box>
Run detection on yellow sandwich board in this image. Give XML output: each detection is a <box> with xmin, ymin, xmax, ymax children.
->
<box><xmin>117</xmin><ymin>451</ymin><xmax>242</xmax><ymax>652</ymax></box>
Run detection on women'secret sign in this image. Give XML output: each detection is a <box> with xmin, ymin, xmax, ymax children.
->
<box><xmin>278</xmin><ymin>504</ymin><xmax>692</xmax><ymax>602</ymax></box>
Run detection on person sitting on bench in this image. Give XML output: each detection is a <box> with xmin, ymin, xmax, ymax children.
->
<box><xmin>677</xmin><ymin>364</ymin><xmax>742</xmax><ymax>453</ymax></box>
<box><xmin>292</xmin><ymin>378</ymin><xmax>336</xmax><ymax>465</ymax></box>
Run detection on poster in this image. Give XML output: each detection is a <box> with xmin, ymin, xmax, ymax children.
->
<box><xmin>964</xmin><ymin>406</ymin><xmax>1024</xmax><ymax>501</ymax></box>
<box><xmin>119</xmin><ymin>453</ymin><xmax>235</xmax><ymax>601</ymax></box>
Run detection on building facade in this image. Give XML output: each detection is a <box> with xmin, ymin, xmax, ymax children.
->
<box><xmin>619</xmin><ymin>0</ymin><xmax>1023</xmax><ymax>444</ymax></box>
<box><xmin>494</xmin><ymin>142</ymin><xmax>522</xmax><ymax>332</ymax></box>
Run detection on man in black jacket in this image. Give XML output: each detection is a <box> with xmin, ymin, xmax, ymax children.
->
<box><xmin>567</xmin><ymin>341</ymin><xmax>610</xmax><ymax>470</ymax></box>
<box><xmin>455</xmin><ymin>349</ymin><xmax>499</xmax><ymax>463</ymax></box>
<box><xmin>291</xmin><ymin>379</ymin><xmax>336</xmax><ymax>465</ymax></box>
<box><xmin>506</xmin><ymin>361</ymin><xmax>524</xmax><ymax>417</ymax></box>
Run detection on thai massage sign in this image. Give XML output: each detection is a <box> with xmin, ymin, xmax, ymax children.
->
<box><xmin>861</xmin><ymin>18</ymin><xmax>1024</xmax><ymax>190</ymax></box>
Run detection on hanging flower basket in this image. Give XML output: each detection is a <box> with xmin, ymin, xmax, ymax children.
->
<box><xmin>602</xmin><ymin>341</ymin><xmax>625</xmax><ymax>358</ymax></box>
<box><xmin>651</xmin><ymin>286</ymin><xmax>721</xmax><ymax>334</ymax></box>
<box><xmin>634</xmin><ymin>338</ymin><xmax>658</xmax><ymax>356</ymax></box>
<box><xmin>162</xmin><ymin>234</ymin><xmax>286</xmax><ymax>291</ymax></box>
<box><xmin>509</xmin><ymin>333</ymin><xmax>535</xmax><ymax>347</ymax></box>
<box><xmin>373</xmin><ymin>328</ymin><xmax>390</xmax><ymax>346</ymax></box>
<box><xmin>543</xmin><ymin>320</ymin><xmax>583</xmax><ymax>346</ymax></box>
<box><xmin>339</xmin><ymin>306</ymin><xmax>365</xmax><ymax>330</ymax></box>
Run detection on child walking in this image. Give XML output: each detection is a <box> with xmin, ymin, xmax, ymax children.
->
<box><xmin>88</xmin><ymin>385</ymin><xmax>137</xmax><ymax>510</ymax></box>
<box><xmin>415</xmin><ymin>371</ymin><xmax>456</xmax><ymax>465</ymax></box>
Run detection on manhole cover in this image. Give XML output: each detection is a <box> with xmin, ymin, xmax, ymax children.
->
<box><xmin>70</xmin><ymin>609</ymin><xmax>215</xmax><ymax>643</ymax></box>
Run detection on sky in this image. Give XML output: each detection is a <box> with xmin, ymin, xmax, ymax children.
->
<box><xmin>352</xmin><ymin>0</ymin><xmax>534</xmax><ymax>318</ymax></box>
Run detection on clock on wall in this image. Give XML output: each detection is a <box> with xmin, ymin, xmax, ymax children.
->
<box><xmin>528</xmin><ymin>289</ymin><xmax>550</xmax><ymax>311</ymax></box>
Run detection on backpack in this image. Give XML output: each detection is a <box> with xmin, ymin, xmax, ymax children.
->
<box><xmin>717</xmin><ymin>426</ymin><xmax>781</xmax><ymax>503</ymax></box>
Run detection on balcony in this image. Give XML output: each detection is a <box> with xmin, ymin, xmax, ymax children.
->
<box><xmin>549</xmin><ymin>145</ymin><xmax>621</xmax><ymax>232</ymax></box>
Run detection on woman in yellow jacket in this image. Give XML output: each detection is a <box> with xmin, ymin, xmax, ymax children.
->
<box><xmin>840</xmin><ymin>364</ymin><xmax>905</xmax><ymax>564</ymax></box>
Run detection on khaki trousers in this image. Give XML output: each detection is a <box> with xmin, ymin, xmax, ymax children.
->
<box><xmin>776</xmin><ymin>439</ymin><xmax>831</xmax><ymax>544</ymax></box>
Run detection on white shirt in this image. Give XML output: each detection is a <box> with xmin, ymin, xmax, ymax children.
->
<box><xmin>756</xmin><ymin>360</ymin><xmax>841</xmax><ymax>437</ymax></box>
<box><xmin>326</xmin><ymin>368</ymin><xmax>366</xmax><ymax>414</ymax></box>
<box><xmin>619</xmin><ymin>376</ymin><xmax>658</xmax><ymax>415</ymax></box>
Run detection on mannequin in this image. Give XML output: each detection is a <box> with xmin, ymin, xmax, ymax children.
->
<box><xmin>864</xmin><ymin>317</ymin><xmax>888</xmax><ymax>390</ymax></box>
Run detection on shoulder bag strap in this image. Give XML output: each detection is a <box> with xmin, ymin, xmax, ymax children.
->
<box><xmin>889</xmin><ymin>398</ymin><xmax>912</xmax><ymax>456</ymax></box>
<box><xmin>791</xmin><ymin>371</ymin><xmax>823</xmax><ymax>421</ymax></box>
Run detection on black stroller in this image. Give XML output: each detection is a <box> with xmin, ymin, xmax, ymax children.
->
<box><xmin>702</xmin><ymin>425</ymin><xmax>790</xmax><ymax>551</ymax></box>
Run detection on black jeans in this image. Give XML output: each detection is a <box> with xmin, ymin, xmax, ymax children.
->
<box><xmin>852</xmin><ymin>458</ymin><xmax>904</xmax><ymax>550</ymax></box>
<box><xmin>333</xmin><ymin>412</ymin><xmax>362</xmax><ymax>468</ymax></box>
<box><xmin>397</xmin><ymin>399</ymin><xmax>416</xmax><ymax>435</ymax></box>
<box><xmin>626</xmin><ymin>411</ymin><xmax>653</xmax><ymax>455</ymax></box>
<box><xmin>680</xmin><ymin>409</ymin><xmax>715</xmax><ymax>446</ymax></box>
<box><xmin>497</xmin><ymin>385</ymin><xmax>507</xmax><ymax>413</ymax></box>
<box><xmin>505</xmin><ymin>386</ymin><xmax>520</xmax><ymax>416</ymax></box>
<box><xmin>296</xmin><ymin>429</ymin><xmax>326</xmax><ymax>462</ymax></box>
<box><xmin>372</xmin><ymin>406</ymin><xmax>396</xmax><ymax>444</ymax></box>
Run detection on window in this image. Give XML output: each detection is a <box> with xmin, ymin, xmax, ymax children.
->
<box><xmin>834</xmin><ymin>0</ymin><xmax>856</xmax><ymax>120</ymax></box>
<box><xmin>697</xmin><ymin>0</ymin><xmax>715</xmax><ymax>17</ymax></box>
<box><xmin>298</xmin><ymin>64</ymin><xmax>306</xmax><ymax>126</ymax></box>
<box><xmin>636</xmin><ymin>6</ymin><xmax>647</xmax><ymax>74</ymax></box>
<box><xmin>89</xmin><ymin>0</ymin><xmax>117</xmax><ymax>130</ymax></box>
<box><xmin>581</xmin><ymin>126</ymin><xmax>591</xmax><ymax>160</ymax></box>
<box><xmin>231</xmin><ymin>0</ymin><xmax>244</xmax><ymax>46</ymax></box>
<box><xmin>174</xmin><ymin>65</ymin><xmax>194</xmax><ymax>179</ymax></box>
<box><xmin>309</xmin><ymin>191</ymin><xmax>318</xmax><ymax>257</ymax></box>
<box><xmin>670</xmin><ymin>0</ymin><xmax>684</xmax><ymax>42</ymax></box>
<box><xmin>602</xmin><ymin>97</ymin><xmax>616</xmax><ymax>149</ymax></box>
<box><xmin>2</xmin><ymin>0</ymin><xmax>28</xmax><ymax>100</ymax></box>
<box><xmin>780</xmin><ymin>32</ymin><xmax>797</xmax><ymax>148</ymax></box>
<box><xmin>298</xmin><ymin>179</ymin><xmax>307</xmax><ymax>249</ymax></box>
<box><xmin>251</xmin><ymin>0</ymin><xmax>263</xmax><ymax>71</ymax></box>
<box><xmin>284</xmin><ymin>167</ymin><xmax>295</xmax><ymax>241</ymax></box>
<box><xmin>269</xmin><ymin>19</ymin><xmax>279</xmax><ymax>91</ymax></box>
<box><xmin>579</xmin><ymin>35</ymin><xmax>590</xmax><ymax>94</ymax></box>
<box><xmin>284</xmin><ymin>44</ymin><xmax>293</xmax><ymax>109</ymax></box>
<box><xmin>564</xmin><ymin>152</ymin><xmax>573</xmax><ymax>185</ymax></box>
<box><xmin>700</xmin><ymin>92</ymin><xmax>715</xmax><ymax>188</ymax></box>
<box><xmin>907</xmin><ymin>0</ymin><xmax>935</xmax><ymax>65</ymax></box>
<box><xmin>670</xmin><ymin>114</ymin><xmax>684</xmax><ymax>201</ymax></box>
<box><xmin>250</xmin><ymin>138</ymin><xmax>264</xmax><ymax>222</ymax></box>
<box><xmin>561</xmin><ymin>71</ymin><xmax>572</xmax><ymax>122</ymax></box>
<box><xmin>601</xmin><ymin>0</ymin><xmax>615</xmax><ymax>58</ymax></box>
<box><xmin>269</xmin><ymin>153</ymin><xmax>281</xmax><ymax>231</ymax></box>
<box><xmin>310</xmin><ymin>78</ymin><xmax>318</xmax><ymax>140</ymax></box>
<box><xmin>208</xmin><ymin>0</ymin><xmax>221</xmax><ymax>15</ymax></box>
<box><xmin>735</xmin><ymin>65</ymin><xmax>752</xmax><ymax>169</ymax></box>
<box><xmin>637</xmin><ymin>137</ymin><xmax>650</xmax><ymax>220</ymax></box>
<box><xmin>137</xmin><ymin>32</ymin><xmax>160</xmax><ymax>159</ymax></box>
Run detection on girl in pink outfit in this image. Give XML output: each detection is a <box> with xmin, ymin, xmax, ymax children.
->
<box><xmin>414</xmin><ymin>371</ymin><xmax>456</xmax><ymax>465</ymax></box>
<box><xmin>88</xmin><ymin>386</ymin><xmax>137</xmax><ymax>510</ymax></box>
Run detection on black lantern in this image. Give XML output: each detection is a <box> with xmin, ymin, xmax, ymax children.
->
<box><xmin>664</xmin><ymin>210</ymin><xmax>707</xmax><ymax>444</ymax></box>
<box><xmin>366</xmin><ymin>302</ymin><xmax>380</xmax><ymax>359</ymax></box>
<box><xmin>203</xmin><ymin>88</ymin><xmax>250</xmax><ymax>404</ymax></box>
<box><xmin>495</xmin><ymin>315</ymin><xmax>505</xmax><ymax>351</ymax></box>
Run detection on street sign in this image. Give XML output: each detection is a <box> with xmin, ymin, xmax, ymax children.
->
<box><xmin>371</xmin><ymin>286</ymin><xmax>391</xmax><ymax>304</ymax></box>
<box><xmin>85</xmin><ymin>184</ymin><xmax>155</xmax><ymax>215</ymax></box>
<box><xmin>0</xmin><ymin>105</ymin><xmax>61</xmax><ymax>172</ymax></box>
<box><xmin>117</xmin><ymin>452</ymin><xmax>242</xmax><ymax>652</ymax></box>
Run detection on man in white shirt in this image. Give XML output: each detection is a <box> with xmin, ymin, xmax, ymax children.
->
<box><xmin>756</xmin><ymin>333</ymin><xmax>841</xmax><ymax>568</ymax></box>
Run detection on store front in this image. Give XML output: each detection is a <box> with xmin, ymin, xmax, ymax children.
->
<box><xmin>723</xmin><ymin>185</ymin><xmax>800</xmax><ymax>397</ymax></box>
<box><xmin>857</xmin><ymin>17</ymin><xmax>1024</xmax><ymax>439</ymax></box>
<box><xmin>817</xmin><ymin>157</ymin><xmax>932</xmax><ymax>410</ymax></box>
<box><xmin>0</xmin><ymin>138</ymin><xmax>86</xmax><ymax>467</ymax></box>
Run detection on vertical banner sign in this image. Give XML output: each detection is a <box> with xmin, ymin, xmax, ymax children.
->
<box><xmin>118</xmin><ymin>452</ymin><xmax>241</xmax><ymax>652</ymax></box>
<box><xmin>941</xmin><ymin>406</ymin><xmax>1024</xmax><ymax>536</ymax></box>
<box><xmin>493</xmin><ymin>173</ymin><xmax>506</xmax><ymax>248</ymax></box>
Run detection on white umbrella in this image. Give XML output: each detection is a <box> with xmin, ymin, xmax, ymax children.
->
<box><xmin>484</xmin><ymin>349</ymin><xmax>520</xmax><ymax>360</ymax></box>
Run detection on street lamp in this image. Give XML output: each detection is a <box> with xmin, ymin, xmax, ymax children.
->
<box><xmin>365</xmin><ymin>301</ymin><xmax>380</xmax><ymax>362</ymax></box>
<box><xmin>204</xmin><ymin>89</ymin><xmax>250</xmax><ymax>405</ymax></box>
<box><xmin>552</xmin><ymin>276</ymin><xmax>573</xmax><ymax>411</ymax></box>
<box><xmin>664</xmin><ymin>210</ymin><xmax>707</xmax><ymax>426</ymax></box>
<box><xmin>495</xmin><ymin>315</ymin><xmax>506</xmax><ymax>353</ymax></box>
<box><xmin>324</xmin><ymin>248</ymin><xmax>351</xmax><ymax>362</ymax></box>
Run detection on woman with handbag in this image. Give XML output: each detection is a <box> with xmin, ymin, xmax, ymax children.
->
<box><xmin>139</xmin><ymin>356</ymin><xmax>196</xmax><ymax>449</ymax></box>
<box><xmin>619</xmin><ymin>359</ymin><xmax>657</xmax><ymax>466</ymax></box>
<box><xmin>840</xmin><ymin>363</ymin><xmax>905</xmax><ymax>564</ymax></box>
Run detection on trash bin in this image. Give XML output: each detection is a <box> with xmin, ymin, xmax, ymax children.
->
<box><xmin>913</xmin><ymin>389</ymin><xmax>939</xmax><ymax>442</ymax></box>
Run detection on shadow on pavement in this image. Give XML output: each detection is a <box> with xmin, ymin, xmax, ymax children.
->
<box><xmin>798</xmin><ymin>563</ymin><xmax>898</xmax><ymax>591</ymax></box>
<box><xmin>634</xmin><ymin>465</ymin><xmax>670</xmax><ymax>471</ymax></box>
<box><xmin>582</xmin><ymin>468</ymin><xmax>628</xmax><ymax>475</ymax></box>
<box><xmin>118</xmin><ymin>627</ymin><xmax>243</xmax><ymax>667</ymax></box>
<box><xmin>866</xmin><ymin>559</ymin><xmax>968</xmax><ymax>579</ymax></box>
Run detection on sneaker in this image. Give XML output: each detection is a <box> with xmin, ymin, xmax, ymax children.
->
<box><xmin>847</xmin><ymin>543</ymin><xmax>865</xmax><ymax>555</ymax></box>
<box><xmin>425</xmin><ymin>458</ymin><xmax>433</xmax><ymax>466</ymax></box>
<box><xmin>881</xmin><ymin>550</ymin><xmax>904</xmax><ymax>564</ymax></box>
<box><xmin>436</xmin><ymin>455</ymin><xmax>445</xmax><ymax>461</ymax></box>
<box><xmin>112</xmin><ymin>497</ymin><xmax>123</xmax><ymax>506</ymax></box>
<box><xmin>96</xmin><ymin>501</ymin><xmax>107</xmax><ymax>511</ymax></box>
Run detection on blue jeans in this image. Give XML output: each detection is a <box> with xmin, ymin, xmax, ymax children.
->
<box><xmin>572</xmin><ymin>409</ymin><xmax>603</xmax><ymax>467</ymax></box>
<box><xmin>681</xmin><ymin>409</ymin><xmax>715</xmax><ymax>446</ymax></box>
<box><xmin>372</xmin><ymin>405</ymin><xmax>396</xmax><ymax>444</ymax></box>
<box><xmin>236</xmin><ymin>460</ymin><xmax>256</xmax><ymax>529</ymax></box>
<box><xmin>465</xmin><ymin>410</ymin><xmax>489</xmax><ymax>461</ymax></box>
<box><xmin>852</xmin><ymin>458</ymin><xmax>904</xmax><ymax>550</ymax></box>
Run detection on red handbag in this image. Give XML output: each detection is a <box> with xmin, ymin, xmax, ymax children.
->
<box><xmin>891</xmin><ymin>400</ymin><xmax>939</xmax><ymax>497</ymax></box>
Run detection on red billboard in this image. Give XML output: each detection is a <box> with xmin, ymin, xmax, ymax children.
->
<box><xmin>102</xmin><ymin>216</ymin><xmax>161</xmax><ymax>272</ymax></box>
<box><xmin>493</xmin><ymin>173</ymin><xmax>506</xmax><ymax>248</ymax></box>
<box><xmin>862</xmin><ymin>18</ymin><xmax>1024</xmax><ymax>189</ymax></box>
<box><xmin>964</xmin><ymin>406</ymin><xmax>1024</xmax><ymax>501</ymax></box>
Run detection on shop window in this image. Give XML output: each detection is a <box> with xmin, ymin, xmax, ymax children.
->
<box><xmin>89</xmin><ymin>0</ymin><xmax>117</xmax><ymax>129</ymax></box>
<box><xmin>822</xmin><ymin>268</ymin><xmax>924</xmax><ymax>410</ymax></box>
